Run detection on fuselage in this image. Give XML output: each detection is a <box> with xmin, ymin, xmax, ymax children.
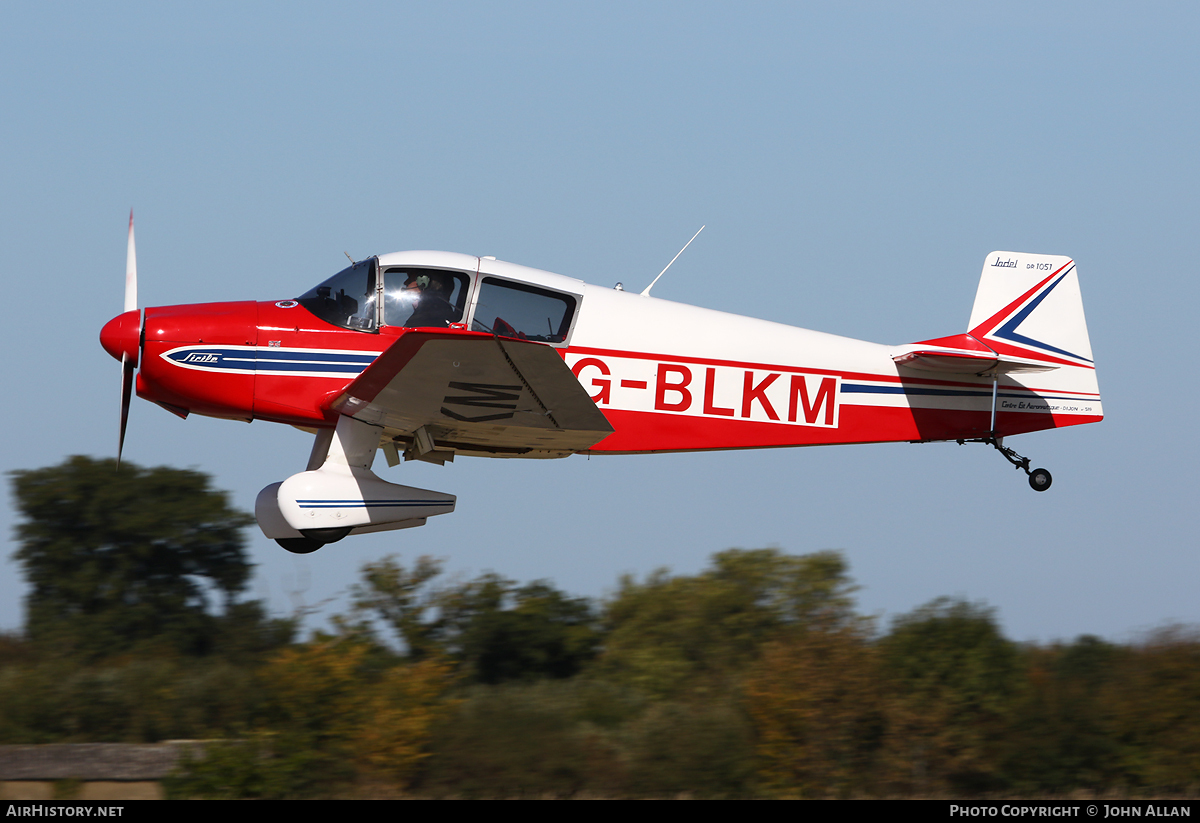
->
<box><xmin>100</xmin><ymin>250</ymin><xmax>1102</xmax><ymax>456</ymax></box>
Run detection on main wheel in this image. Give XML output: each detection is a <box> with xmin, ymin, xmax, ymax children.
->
<box><xmin>301</xmin><ymin>527</ymin><xmax>352</xmax><ymax>544</ymax></box>
<box><xmin>1028</xmin><ymin>468</ymin><xmax>1052</xmax><ymax>492</ymax></box>
<box><xmin>276</xmin><ymin>537</ymin><xmax>323</xmax><ymax>554</ymax></box>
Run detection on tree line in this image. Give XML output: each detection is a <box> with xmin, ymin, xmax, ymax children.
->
<box><xmin>3</xmin><ymin>456</ymin><xmax>1198</xmax><ymax>798</ymax></box>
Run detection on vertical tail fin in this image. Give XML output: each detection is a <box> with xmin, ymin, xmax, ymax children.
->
<box><xmin>969</xmin><ymin>251</ymin><xmax>1102</xmax><ymax>431</ymax></box>
<box><xmin>893</xmin><ymin>252</ymin><xmax>1102</xmax><ymax>438</ymax></box>
<box><xmin>968</xmin><ymin>252</ymin><xmax>1094</xmax><ymax>369</ymax></box>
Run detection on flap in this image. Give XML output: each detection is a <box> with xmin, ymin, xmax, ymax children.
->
<box><xmin>329</xmin><ymin>330</ymin><xmax>614</xmax><ymax>456</ymax></box>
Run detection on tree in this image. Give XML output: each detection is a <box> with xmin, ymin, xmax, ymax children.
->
<box><xmin>10</xmin><ymin>455</ymin><xmax>259</xmax><ymax>659</ymax></box>
<box><xmin>597</xmin><ymin>549</ymin><xmax>860</xmax><ymax>698</ymax></box>
<box><xmin>746</xmin><ymin>627</ymin><xmax>884</xmax><ymax>797</ymax></box>
<box><xmin>997</xmin><ymin>635</ymin><xmax>1123</xmax><ymax>793</ymax></box>
<box><xmin>877</xmin><ymin>598</ymin><xmax>1020</xmax><ymax>794</ymax></box>
<box><xmin>438</xmin><ymin>575</ymin><xmax>600</xmax><ymax>684</ymax></box>
<box><xmin>350</xmin><ymin>555</ymin><xmax>601</xmax><ymax>683</ymax></box>
<box><xmin>349</xmin><ymin>555</ymin><xmax>446</xmax><ymax>661</ymax></box>
<box><xmin>1098</xmin><ymin>627</ymin><xmax>1200</xmax><ymax>792</ymax></box>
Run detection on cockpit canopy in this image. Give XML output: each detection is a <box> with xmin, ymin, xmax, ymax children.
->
<box><xmin>297</xmin><ymin>256</ymin><xmax>580</xmax><ymax>345</ymax></box>
<box><xmin>297</xmin><ymin>258</ymin><xmax>470</xmax><ymax>332</ymax></box>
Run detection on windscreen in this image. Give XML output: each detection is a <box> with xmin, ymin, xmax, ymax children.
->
<box><xmin>296</xmin><ymin>260</ymin><xmax>378</xmax><ymax>331</ymax></box>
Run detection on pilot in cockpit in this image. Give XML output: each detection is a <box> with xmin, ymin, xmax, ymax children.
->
<box><xmin>402</xmin><ymin>272</ymin><xmax>457</xmax><ymax>328</ymax></box>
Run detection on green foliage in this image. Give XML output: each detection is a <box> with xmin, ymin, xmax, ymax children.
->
<box><xmin>1101</xmin><ymin>627</ymin><xmax>1200</xmax><ymax>791</ymax></box>
<box><xmin>0</xmin><ymin>632</ymin><xmax>35</xmax><ymax>667</ymax></box>
<box><xmin>256</xmin><ymin>635</ymin><xmax>460</xmax><ymax>790</ymax></box>
<box><xmin>10</xmin><ymin>456</ymin><xmax>259</xmax><ymax>659</ymax></box>
<box><xmin>10</xmin><ymin>510</ymin><xmax>1200</xmax><ymax>798</ymax></box>
<box><xmin>746</xmin><ymin>627</ymin><xmax>885</xmax><ymax>797</ymax></box>
<box><xmin>439</xmin><ymin>575</ymin><xmax>600</xmax><ymax>684</ymax></box>
<box><xmin>207</xmin><ymin>600</ymin><xmax>297</xmax><ymax>665</ymax></box>
<box><xmin>597</xmin><ymin>549</ymin><xmax>859</xmax><ymax>697</ymax></box>
<box><xmin>878</xmin><ymin>597</ymin><xmax>1021</xmax><ymax>794</ymax></box>
<box><xmin>350</xmin><ymin>555</ymin><xmax>445</xmax><ymax>661</ymax></box>
<box><xmin>881</xmin><ymin>597</ymin><xmax>1018</xmax><ymax>705</ymax></box>
<box><xmin>998</xmin><ymin>629</ymin><xmax>1200</xmax><ymax>794</ymax></box>
<box><xmin>998</xmin><ymin>635</ymin><xmax>1124</xmax><ymax>793</ymax></box>
<box><xmin>0</xmin><ymin>655</ymin><xmax>270</xmax><ymax>743</ymax></box>
<box><xmin>421</xmin><ymin>680</ymin><xmax>626</xmax><ymax>797</ymax></box>
<box><xmin>351</xmin><ymin>555</ymin><xmax>601</xmax><ymax>683</ymax></box>
<box><xmin>164</xmin><ymin>734</ymin><xmax>323</xmax><ymax>799</ymax></box>
<box><xmin>420</xmin><ymin>679</ymin><xmax>755</xmax><ymax>798</ymax></box>
<box><xmin>620</xmin><ymin>697</ymin><xmax>757</xmax><ymax>797</ymax></box>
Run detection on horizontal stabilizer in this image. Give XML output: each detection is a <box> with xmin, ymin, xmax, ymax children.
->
<box><xmin>892</xmin><ymin>334</ymin><xmax>1058</xmax><ymax>375</ymax></box>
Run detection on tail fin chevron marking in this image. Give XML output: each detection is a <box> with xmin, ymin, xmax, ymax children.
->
<box><xmin>967</xmin><ymin>253</ymin><xmax>1096</xmax><ymax>370</ymax></box>
<box><xmin>990</xmin><ymin>268</ymin><xmax>1093</xmax><ymax>363</ymax></box>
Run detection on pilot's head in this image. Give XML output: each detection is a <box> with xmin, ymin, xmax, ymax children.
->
<box><xmin>403</xmin><ymin>273</ymin><xmax>431</xmax><ymax>293</ymax></box>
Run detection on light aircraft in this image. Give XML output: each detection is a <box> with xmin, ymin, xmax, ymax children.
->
<box><xmin>100</xmin><ymin>215</ymin><xmax>1102</xmax><ymax>553</ymax></box>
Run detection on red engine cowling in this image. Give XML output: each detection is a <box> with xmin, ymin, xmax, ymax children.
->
<box><xmin>137</xmin><ymin>301</ymin><xmax>258</xmax><ymax>420</ymax></box>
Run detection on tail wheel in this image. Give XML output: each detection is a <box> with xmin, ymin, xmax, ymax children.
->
<box><xmin>962</xmin><ymin>438</ymin><xmax>1055</xmax><ymax>493</ymax></box>
<box><xmin>1029</xmin><ymin>468</ymin><xmax>1052</xmax><ymax>492</ymax></box>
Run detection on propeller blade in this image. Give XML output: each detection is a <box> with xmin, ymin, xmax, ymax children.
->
<box><xmin>118</xmin><ymin>355</ymin><xmax>135</xmax><ymax>467</ymax></box>
<box><xmin>117</xmin><ymin>210</ymin><xmax>140</xmax><ymax>468</ymax></box>
<box><xmin>125</xmin><ymin>210</ymin><xmax>137</xmax><ymax>313</ymax></box>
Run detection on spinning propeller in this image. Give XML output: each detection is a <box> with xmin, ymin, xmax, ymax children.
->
<box><xmin>100</xmin><ymin>210</ymin><xmax>144</xmax><ymax>467</ymax></box>
<box><xmin>119</xmin><ymin>211</ymin><xmax>138</xmax><ymax>464</ymax></box>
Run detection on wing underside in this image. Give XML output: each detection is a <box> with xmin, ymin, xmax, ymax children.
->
<box><xmin>329</xmin><ymin>330</ymin><xmax>614</xmax><ymax>457</ymax></box>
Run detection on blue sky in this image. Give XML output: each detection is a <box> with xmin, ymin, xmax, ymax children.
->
<box><xmin>2</xmin><ymin>2</ymin><xmax>1197</xmax><ymax>643</ymax></box>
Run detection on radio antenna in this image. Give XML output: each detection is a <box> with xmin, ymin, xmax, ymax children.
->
<box><xmin>641</xmin><ymin>225</ymin><xmax>705</xmax><ymax>297</ymax></box>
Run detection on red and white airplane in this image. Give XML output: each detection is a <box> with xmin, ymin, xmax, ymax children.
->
<box><xmin>101</xmin><ymin>215</ymin><xmax>1101</xmax><ymax>553</ymax></box>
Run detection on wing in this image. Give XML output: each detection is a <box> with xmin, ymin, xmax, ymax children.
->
<box><xmin>328</xmin><ymin>330</ymin><xmax>614</xmax><ymax>458</ymax></box>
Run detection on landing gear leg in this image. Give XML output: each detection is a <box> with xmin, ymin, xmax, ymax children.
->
<box><xmin>957</xmin><ymin>436</ymin><xmax>1053</xmax><ymax>492</ymax></box>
